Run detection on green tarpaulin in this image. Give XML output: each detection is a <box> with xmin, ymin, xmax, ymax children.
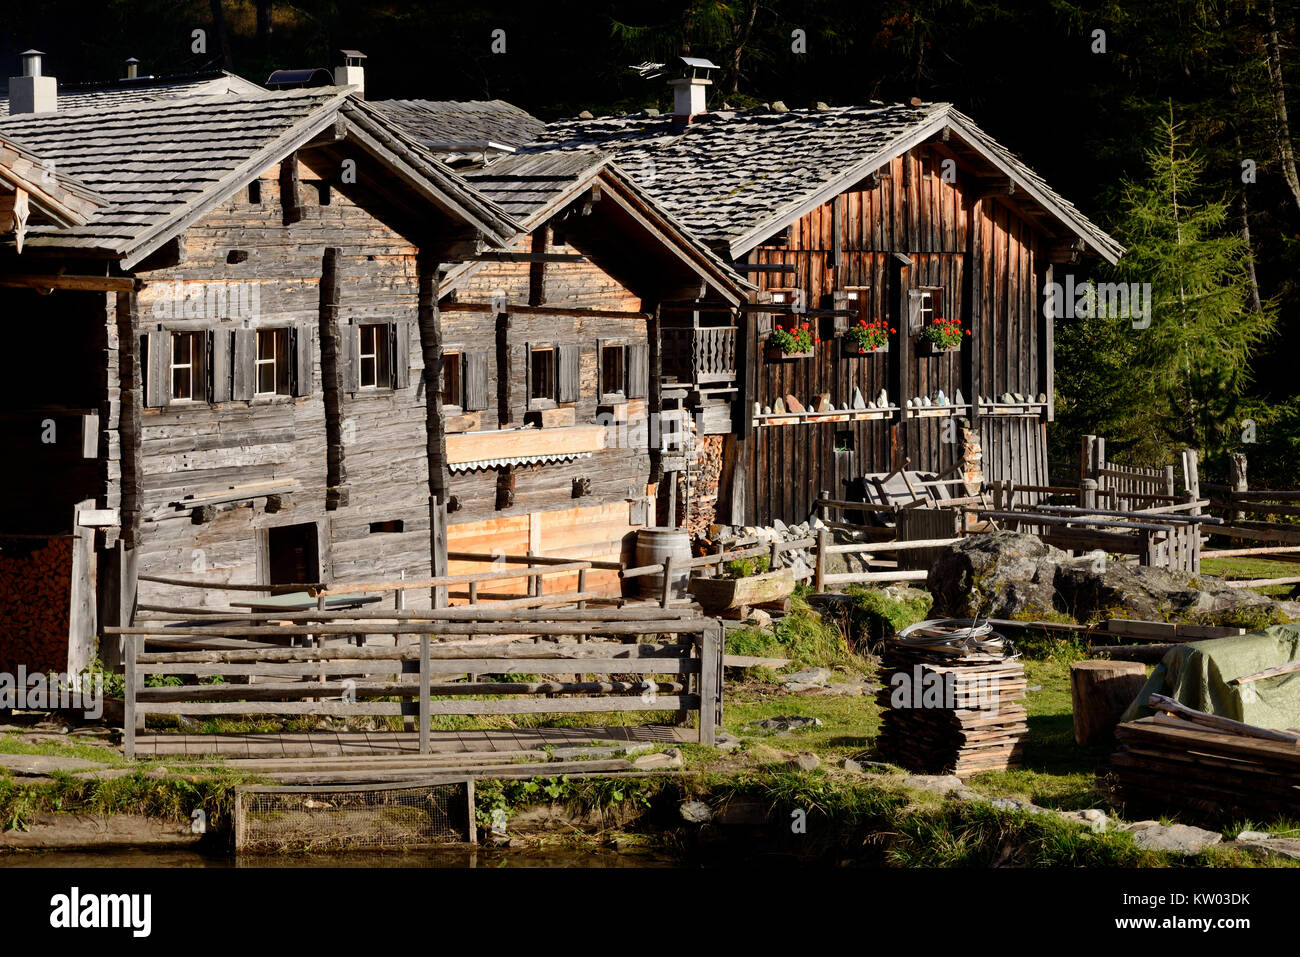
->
<box><xmin>1121</xmin><ymin>624</ymin><xmax>1300</xmax><ymax>730</ymax></box>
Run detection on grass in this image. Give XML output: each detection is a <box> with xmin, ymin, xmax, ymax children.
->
<box><xmin>0</xmin><ymin>733</ymin><xmax>129</xmax><ymax>766</ymax></box>
<box><xmin>726</xmin><ymin>585</ymin><xmax>864</xmax><ymax>670</ymax></box>
<box><xmin>1202</xmin><ymin>556</ymin><xmax>1300</xmax><ymax>600</ymax></box>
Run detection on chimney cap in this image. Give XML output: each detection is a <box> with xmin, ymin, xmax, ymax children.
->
<box><xmin>340</xmin><ymin>49</ymin><xmax>367</xmax><ymax>63</ymax></box>
<box><xmin>19</xmin><ymin>50</ymin><xmax>45</xmax><ymax>76</ymax></box>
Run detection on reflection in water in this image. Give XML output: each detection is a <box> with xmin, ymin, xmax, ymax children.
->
<box><xmin>1</xmin><ymin>845</ymin><xmax>680</xmax><ymax>869</ymax></box>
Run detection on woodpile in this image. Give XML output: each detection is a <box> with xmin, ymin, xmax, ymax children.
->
<box><xmin>679</xmin><ymin>432</ymin><xmax>723</xmax><ymax>538</ymax></box>
<box><xmin>1109</xmin><ymin>694</ymin><xmax>1300</xmax><ymax>821</ymax></box>
<box><xmin>875</xmin><ymin>620</ymin><xmax>1028</xmax><ymax>775</ymax></box>
<box><xmin>0</xmin><ymin>535</ymin><xmax>74</xmax><ymax>675</ymax></box>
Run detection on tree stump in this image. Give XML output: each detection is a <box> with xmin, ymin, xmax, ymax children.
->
<box><xmin>1070</xmin><ymin>660</ymin><xmax>1149</xmax><ymax>745</ymax></box>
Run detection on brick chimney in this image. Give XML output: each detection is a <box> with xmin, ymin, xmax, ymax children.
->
<box><xmin>670</xmin><ymin>56</ymin><xmax>718</xmax><ymax>125</ymax></box>
<box><xmin>9</xmin><ymin>50</ymin><xmax>56</xmax><ymax>115</ymax></box>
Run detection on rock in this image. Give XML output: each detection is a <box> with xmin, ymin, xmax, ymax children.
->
<box><xmin>1037</xmin><ymin>393</ymin><xmax>1047</xmax><ymax>403</ymax></box>
<box><xmin>1230</xmin><ymin>838</ymin><xmax>1300</xmax><ymax>861</ymax></box>
<box><xmin>866</xmin><ymin>400</ymin><xmax>877</xmax><ymax>410</ymax></box>
<box><xmin>852</xmin><ymin>387</ymin><xmax>867</xmax><ymax>410</ymax></box>
<box><xmin>903</xmin><ymin>774</ymin><xmax>966</xmax><ymax>795</ymax></box>
<box><xmin>753</xmin><ymin>402</ymin><xmax>761</xmax><ymax>416</ymax></box>
<box><xmin>1058</xmin><ymin>808</ymin><xmax>1109</xmax><ymax>833</ymax></box>
<box><xmin>816</xmin><ymin>393</ymin><xmax>833</xmax><ymax>413</ymax></box>
<box><xmin>679</xmin><ymin>800</ymin><xmax>713</xmax><ymax>823</ymax></box>
<box><xmin>1236</xmin><ymin>830</ymin><xmax>1271</xmax><ymax>842</ymax></box>
<box><xmin>633</xmin><ymin>748</ymin><xmax>684</xmax><ymax>770</ymax></box>
<box><xmin>773</xmin><ymin>397</ymin><xmax>785</xmax><ymax>414</ymax></box>
<box><xmin>762</xmin><ymin>405</ymin><xmax>771</xmax><ymax>415</ymax></box>
<box><xmin>751</xmin><ymin>715</ymin><xmax>823</xmax><ymax>734</ymax></box>
<box><xmin>921</xmin><ymin>396</ymin><xmax>932</xmax><ymax>407</ymax></box>
<box><xmin>954</xmin><ymin>389</ymin><xmax>965</xmax><ymax>406</ymax></box>
<box><xmin>815</xmin><ymin>682</ymin><xmax>873</xmax><ymax>697</ymax></box>
<box><xmin>1054</xmin><ymin>554</ymin><xmax>1275</xmax><ymax>623</ymax></box>
<box><xmin>843</xmin><ymin>758</ymin><xmax>866</xmax><ymax>773</ymax></box>
<box><xmin>578</xmin><ymin>110</ymin><xmax>594</xmax><ymax>120</ymax></box>
<box><xmin>927</xmin><ymin>530</ymin><xmax>1065</xmax><ymax>618</ymax></box>
<box><xmin>1001</xmin><ymin>392</ymin><xmax>1014</xmax><ymax>404</ymax></box>
<box><xmin>785</xmin><ymin>394</ymin><xmax>804</xmax><ymax>412</ymax></box>
<box><xmin>0</xmin><ymin>753</ymin><xmax>108</xmax><ymax>776</ymax></box>
<box><xmin>743</xmin><ymin>608</ymin><xmax>773</xmax><ymax>628</ymax></box>
<box><xmin>788</xmin><ymin>751</ymin><xmax>821</xmax><ymax>772</ymax></box>
<box><xmin>1124</xmin><ymin>821</ymin><xmax>1223</xmax><ymax>855</ymax></box>
<box><xmin>877</xmin><ymin>389</ymin><xmax>888</xmax><ymax>407</ymax></box>
<box><xmin>781</xmin><ymin>667</ymin><xmax>831</xmax><ymax>686</ymax></box>
<box><xmin>905</xmin><ymin>399</ymin><xmax>914</xmax><ymax>409</ymax></box>
<box><xmin>814</xmin><ymin>101</ymin><xmax>831</xmax><ymax>111</ymax></box>
<box><xmin>771</xmin><ymin>100</ymin><xmax>789</xmax><ymax>112</ymax></box>
<box><xmin>713</xmin><ymin>731</ymin><xmax>742</xmax><ymax>752</ymax></box>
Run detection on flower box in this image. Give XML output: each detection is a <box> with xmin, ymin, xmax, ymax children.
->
<box><xmin>844</xmin><ymin>339</ymin><xmax>888</xmax><ymax>357</ymax></box>
<box><xmin>919</xmin><ymin>316</ymin><xmax>969</xmax><ymax>353</ymax></box>
<box><xmin>765</xmin><ymin>346</ymin><xmax>814</xmax><ymax>361</ymax></box>
<box><xmin>921</xmin><ymin>339</ymin><xmax>960</xmax><ymax>355</ymax></box>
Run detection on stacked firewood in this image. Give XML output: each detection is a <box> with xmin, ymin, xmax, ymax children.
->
<box><xmin>0</xmin><ymin>536</ymin><xmax>74</xmax><ymax>675</ymax></box>
<box><xmin>679</xmin><ymin>433</ymin><xmax>724</xmax><ymax>538</ymax></box>
<box><xmin>875</xmin><ymin>620</ymin><xmax>1028</xmax><ymax>775</ymax></box>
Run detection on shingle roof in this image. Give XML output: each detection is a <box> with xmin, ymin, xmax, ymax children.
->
<box><xmin>461</xmin><ymin>151</ymin><xmax>609</xmax><ymax>221</ymax></box>
<box><xmin>368</xmin><ymin>99</ymin><xmax>546</xmax><ymax>152</ymax></box>
<box><xmin>0</xmin><ymin>88</ymin><xmax>520</xmax><ymax>265</ymax></box>
<box><xmin>0</xmin><ymin>70</ymin><xmax>267</xmax><ymax>116</ymax></box>
<box><xmin>0</xmin><ymin>133</ymin><xmax>105</xmax><ymax>225</ymax></box>
<box><xmin>534</xmin><ymin>102</ymin><xmax>1123</xmax><ymax>263</ymax></box>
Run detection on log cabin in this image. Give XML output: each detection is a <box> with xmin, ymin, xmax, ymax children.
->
<box><xmin>536</xmin><ymin>60</ymin><xmax>1124</xmax><ymax>526</ymax></box>
<box><xmin>371</xmin><ymin>99</ymin><xmax>752</xmax><ymax>592</ymax></box>
<box><xmin>0</xmin><ymin>73</ymin><xmax>521</xmax><ymax>675</ymax></box>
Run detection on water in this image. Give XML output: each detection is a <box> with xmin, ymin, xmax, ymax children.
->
<box><xmin>0</xmin><ymin>844</ymin><xmax>681</xmax><ymax>868</ymax></box>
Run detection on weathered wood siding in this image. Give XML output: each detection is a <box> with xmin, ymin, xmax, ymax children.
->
<box><xmin>742</xmin><ymin>143</ymin><xmax>1051</xmax><ymax>523</ymax></box>
<box><xmin>126</xmin><ymin>157</ymin><xmax>434</xmax><ymax>610</ymax></box>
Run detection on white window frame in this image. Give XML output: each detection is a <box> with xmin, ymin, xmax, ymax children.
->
<box><xmin>255</xmin><ymin>328</ymin><xmax>287</xmax><ymax>396</ymax></box>
<box><xmin>170</xmin><ymin>331</ymin><xmax>203</xmax><ymax>402</ymax></box>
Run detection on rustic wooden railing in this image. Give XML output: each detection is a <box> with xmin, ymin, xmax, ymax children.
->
<box><xmin>108</xmin><ymin>608</ymin><xmax>724</xmax><ymax>759</ymax></box>
<box><xmin>661</xmin><ymin>326</ymin><xmax>737</xmax><ymax>385</ymax></box>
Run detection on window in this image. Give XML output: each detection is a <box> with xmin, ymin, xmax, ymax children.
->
<box><xmin>530</xmin><ymin>347</ymin><xmax>556</xmax><ymax>406</ymax></box>
<box><xmin>358</xmin><ymin>323</ymin><xmax>392</xmax><ymax>389</ymax></box>
<box><xmin>441</xmin><ymin>351</ymin><xmax>463</xmax><ymax>409</ymax></box>
<box><xmin>247</xmin><ymin>180</ymin><xmax>261</xmax><ymax>204</ymax></box>
<box><xmin>917</xmin><ymin>290</ymin><xmax>936</xmax><ymax>326</ymax></box>
<box><xmin>369</xmin><ymin>520</ymin><xmax>405</xmax><ymax>534</ymax></box>
<box><xmin>170</xmin><ymin>331</ymin><xmax>206</xmax><ymax>402</ymax></box>
<box><xmin>256</xmin><ymin>328</ymin><xmax>290</xmax><ymax>395</ymax></box>
<box><xmin>600</xmin><ymin>343</ymin><xmax>626</xmax><ymax>401</ymax></box>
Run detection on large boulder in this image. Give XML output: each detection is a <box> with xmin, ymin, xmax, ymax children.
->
<box><xmin>927</xmin><ymin>530</ymin><xmax>1064</xmax><ymax>618</ymax></box>
<box><xmin>1054</xmin><ymin>555</ymin><xmax>1277</xmax><ymax>623</ymax></box>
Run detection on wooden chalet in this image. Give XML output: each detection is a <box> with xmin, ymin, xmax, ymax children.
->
<box><xmin>539</xmin><ymin>71</ymin><xmax>1124</xmax><ymax>525</ymax></box>
<box><xmin>371</xmin><ymin>98</ymin><xmax>752</xmax><ymax>589</ymax></box>
<box><xmin>0</xmin><ymin>83</ymin><xmax>521</xmax><ymax>674</ymax></box>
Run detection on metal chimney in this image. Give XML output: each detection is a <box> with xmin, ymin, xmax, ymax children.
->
<box><xmin>669</xmin><ymin>56</ymin><xmax>717</xmax><ymax>124</ymax></box>
<box><xmin>10</xmin><ymin>50</ymin><xmax>57</xmax><ymax>114</ymax></box>
<box><xmin>125</xmin><ymin>57</ymin><xmax>139</xmax><ymax>79</ymax></box>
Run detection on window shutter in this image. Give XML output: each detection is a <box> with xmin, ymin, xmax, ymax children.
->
<box><xmin>464</xmin><ymin>351</ymin><xmax>489</xmax><ymax>411</ymax></box>
<box><xmin>831</xmin><ymin>290</ymin><xmax>851</xmax><ymax>335</ymax></box>
<box><xmin>596</xmin><ymin>338</ymin><xmax>608</xmax><ymax>397</ymax></box>
<box><xmin>908</xmin><ymin>289</ymin><xmax>924</xmax><ymax>335</ymax></box>
<box><xmin>391</xmin><ymin>320</ymin><xmax>410</xmax><ymax>390</ymax></box>
<box><xmin>627</xmin><ymin>341</ymin><xmax>649</xmax><ymax>399</ymax></box>
<box><xmin>557</xmin><ymin>344</ymin><xmax>580</xmax><ymax>404</ymax></box>
<box><xmin>340</xmin><ymin>320</ymin><xmax>358</xmax><ymax>393</ymax></box>
<box><xmin>525</xmin><ymin>341</ymin><xmax>534</xmax><ymax>410</ymax></box>
<box><xmin>292</xmin><ymin>322</ymin><xmax>313</xmax><ymax>397</ymax></box>
<box><xmin>144</xmin><ymin>330</ymin><xmax>170</xmax><ymax>409</ymax></box>
<box><xmin>210</xmin><ymin>329</ymin><xmax>232</xmax><ymax>403</ymax></box>
<box><xmin>231</xmin><ymin>327</ymin><xmax>257</xmax><ymax>400</ymax></box>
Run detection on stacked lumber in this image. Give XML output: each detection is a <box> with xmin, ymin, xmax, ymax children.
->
<box><xmin>875</xmin><ymin>622</ymin><xmax>1028</xmax><ymax>775</ymax></box>
<box><xmin>1109</xmin><ymin>696</ymin><xmax>1300</xmax><ymax>820</ymax></box>
<box><xmin>0</xmin><ymin>535</ymin><xmax>74</xmax><ymax>675</ymax></box>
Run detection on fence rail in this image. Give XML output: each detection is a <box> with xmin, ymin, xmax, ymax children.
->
<box><xmin>112</xmin><ymin>611</ymin><xmax>724</xmax><ymax>759</ymax></box>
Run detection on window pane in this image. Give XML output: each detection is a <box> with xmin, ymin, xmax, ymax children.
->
<box><xmin>531</xmin><ymin>349</ymin><xmax>554</xmax><ymax>400</ymax></box>
<box><xmin>172</xmin><ymin>334</ymin><xmax>188</xmax><ymax>364</ymax></box>
<box><xmin>360</xmin><ymin>356</ymin><xmax>376</xmax><ymax>388</ymax></box>
<box><xmin>601</xmin><ymin>346</ymin><xmax>624</xmax><ymax>396</ymax></box>
<box><xmin>258</xmin><ymin>362</ymin><xmax>275</xmax><ymax>394</ymax></box>
<box><xmin>442</xmin><ymin>353</ymin><xmax>461</xmax><ymax>406</ymax></box>
<box><xmin>172</xmin><ymin>367</ymin><xmax>191</xmax><ymax>399</ymax></box>
<box><xmin>258</xmin><ymin>330</ymin><xmax>276</xmax><ymax>361</ymax></box>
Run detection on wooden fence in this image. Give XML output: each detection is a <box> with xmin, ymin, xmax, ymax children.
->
<box><xmin>109</xmin><ymin>607</ymin><xmax>724</xmax><ymax>759</ymax></box>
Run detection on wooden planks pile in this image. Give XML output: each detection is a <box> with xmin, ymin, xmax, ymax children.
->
<box><xmin>1109</xmin><ymin>697</ymin><xmax>1300</xmax><ymax>821</ymax></box>
<box><xmin>875</xmin><ymin>638</ymin><xmax>1029</xmax><ymax>776</ymax></box>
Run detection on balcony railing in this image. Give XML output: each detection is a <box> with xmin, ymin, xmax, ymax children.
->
<box><xmin>662</xmin><ymin>326</ymin><xmax>737</xmax><ymax>386</ymax></box>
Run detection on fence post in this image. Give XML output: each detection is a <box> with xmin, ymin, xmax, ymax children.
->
<box><xmin>1229</xmin><ymin>452</ymin><xmax>1248</xmax><ymax>524</ymax></box>
<box><xmin>815</xmin><ymin>527</ymin><xmax>828</xmax><ymax>594</ymax></box>
<box><xmin>661</xmin><ymin>555</ymin><xmax>675</xmax><ymax>609</ymax></box>
<box><xmin>768</xmin><ymin>540</ymin><xmax>781</xmax><ymax>570</ymax></box>
<box><xmin>698</xmin><ymin>621</ymin><xmax>722</xmax><ymax>746</ymax></box>
<box><xmin>418</xmin><ymin>634</ymin><xmax>430</xmax><ymax>755</ymax></box>
<box><xmin>1081</xmin><ymin>478</ymin><xmax>1097</xmax><ymax>510</ymax></box>
<box><xmin>123</xmin><ymin>632</ymin><xmax>138</xmax><ymax>760</ymax></box>
<box><xmin>576</xmin><ymin>567</ymin><xmax>587</xmax><ymax>609</ymax></box>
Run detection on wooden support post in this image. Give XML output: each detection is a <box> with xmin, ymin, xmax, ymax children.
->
<box><xmin>1183</xmin><ymin>449</ymin><xmax>1201</xmax><ymax>517</ymax></box>
<box><xmin>416</xmin><ymin>253</ymin><xmax>450</xmax><ymax>609</ymax></box>
<box><xmin>576</xmin><ymin>568</ymin><xmax>587</xmax><ymax>609</ymax></box>
<box><xmin>698</xmin><ymin>622</ymin><xmax>721</xmax><ymax>745</ymax></box>
<box><xmin>768</xmin><ymin>540</ymin><xmax>780</xmax><ymax>570</ymax></box>
<box><xmin>123</xmin><ymin>633</ymin><xmax>138</xmax><ymax>760</ymax></box>
<box><xmin>418</xmin><ymin>634</ymin><xmax>431</xmax><ymax>755</ymax></box>
<box><xmin>116</xmin><ymin>290</ymin><xmax>143</xmax><ymax>550</ymax></box>
<box><xmin>528</xmin><ymin>225</ymin><xmax>551</xmax><ymax>306</ymax></box>
<box><xmin>661</xmin><ymin>555</ymin><xmax>675</xmax><ymax>609</ymax></box>
<box><xmin>319</xmin><ymin>247</ymin><xmax>349</xmax><ymax>509</ymax></box>
<box><xmin>1229</xmin><ymin>452</ymin><xmax>1248</xmax><ymax>524</ymax></box>
<box><xmin>279</xmin><ymin>153</ymin><xmax>303</xmax><ymax>225</ymax></box>
<box><xmin>1081</xmin><ymin>478</ymin><xmax>1097</xmax><ymax>510</ymax></box>
<box><xmin>815</xmin><ymin>527</ymin><xmax>828</xmax><ymax>594</ymax></box>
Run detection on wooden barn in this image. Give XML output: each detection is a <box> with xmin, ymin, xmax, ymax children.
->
<box><xmin>0</xmin><ymin>76</ymin><xmax>521</xmax><ymax>672</ymax></box>
<box><xmin>371</xmin><ymin>98</ymin><xmax>751</xmax><ymax>588</ymax></box>
<box><xmin>538</xmin><ymin>62</ymin><xmax>1123</xmax><ymax>525</ymax></box>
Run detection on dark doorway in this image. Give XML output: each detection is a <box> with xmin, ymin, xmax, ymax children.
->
<box><xmin>267</xmin><ymin>522</ymin><xmax>319</xmax><ymax>585</ymax></box>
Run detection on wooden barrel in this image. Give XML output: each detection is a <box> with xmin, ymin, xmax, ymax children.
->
<box><xmin>635</xmin><ymin>527</ymin><xmax>691</xmax><ymax>598</ymax></box>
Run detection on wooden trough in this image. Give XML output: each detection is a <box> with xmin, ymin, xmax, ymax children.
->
<box><xmin>688</xmin><ymin>567</ymin><xmax>795</xmax><ymax>618</ymax></box>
